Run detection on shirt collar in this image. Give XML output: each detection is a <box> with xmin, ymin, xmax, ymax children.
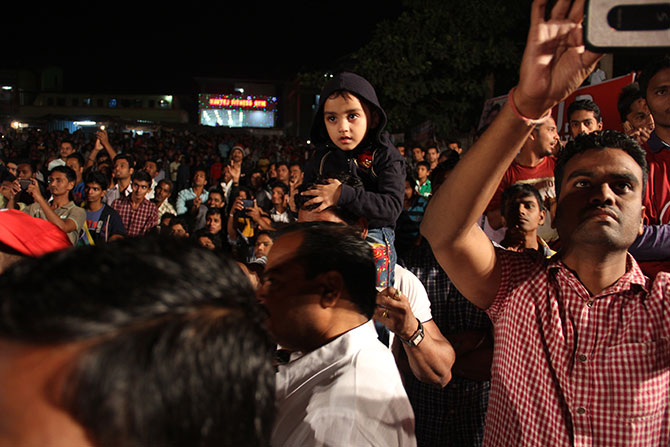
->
<box><xmin>646</xmin><ymin>131</ymin><xmax>670</xmax><ymax>154</ymax></box>
<box><xmin>547</xmin><ymin>253</ymin><xmax>649</xmax><ymax>296</ymax></box>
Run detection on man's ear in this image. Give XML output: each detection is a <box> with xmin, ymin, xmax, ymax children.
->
<box><xmin>317</xmin><ymin>271</ymin><xmax>344</xmax><ymax>308</ymax></box>
<box><xmin>538</xmin><ymin>209</ymin><xmax>546</xmax><ymax>226</ymax></box>
<box><xmin>639</xmin><ymin>206</ymin><xmax>646</xmax><ymax>236</ymax></box>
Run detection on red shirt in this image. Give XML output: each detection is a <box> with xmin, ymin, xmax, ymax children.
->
<box><xmin>483</xmin><ymin>248</ymin><xmax>670</xmax><ymax>446</ymax></box>
<box><xmin>111</xmin><ymin>196</ymin><xmax>158</xmax><ymax>237</ymax></box>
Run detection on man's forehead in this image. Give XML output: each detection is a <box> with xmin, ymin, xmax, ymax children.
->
<box><xmin>562</xmin><ymin>147</ymin><xmax>643</xmax><ymax>181</ymax></box>
<box><xmin>265</xmin><ymin>232</ymin><xmax>304</xmax><ymax>271</ymax></box>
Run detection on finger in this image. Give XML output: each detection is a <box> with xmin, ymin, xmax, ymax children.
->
<box><xmin>567</xmin><ymin>0</ymin><xmax>586</xmax><ymax>23</ymax></box>
<box><xmin>550</xmin><ymin>0</ymin><xmax>572</xmax><ymax>21</ymax></box>
<box><xmin>532</xmin><ymin>0</ymin><xmax>549</xmax><ymax>25</ymax></box>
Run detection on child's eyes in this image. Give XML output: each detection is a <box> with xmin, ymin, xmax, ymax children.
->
<box><xmin>348</xmin><ymin>113</ymin><xmax>359</xmax><ymax>120</ymax></box>
<box><xmin>326</xmin><ymin>116</ymin><xmax>336</xmax><ymax>123</ymax></box>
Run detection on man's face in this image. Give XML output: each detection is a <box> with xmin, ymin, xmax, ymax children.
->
<box><xmin>323</xmin><ymin>93</ymin><xmax>370</xmax><ymax>151</ymax></box>
<box><xmin>231</xmin><ymin>148</ymin><xmax>244</xmax><ymax>163</ymax></box>
<box><xmin>250</xmin><ymin>172</ymin><xmax>263</xmax><ymax>189</ymax></box>
<box><xmin>113</xmin><ymin>159</ymin><xmax>133</xmax><ymax>181</ymax></box>
<box><xmin>626</xmin><ymin>98</ymin><xmax>655</xmax><ymax>132</ymax></box>
<box><xmin>257</xmin><ymin>232</ymin><xmax>324</xmax><ymax>352</ymax></box>
<box><xmin>143</xmin><ymin>161</ymin><xmax>158</xmax><ymax>178</ymax></box>
<box><xmin>0</xmin><ymin>341</ymin><xmax>92</xmax><ymax>446</ymax></box>
<box><xmin>397</xmin><ymin>145</ymin><xmax>406</xmax><ymax>157</ymax></box>
<box><xmin>48</xmin><ymin>172</ymin><xmax>74</xmax><ymax>197</ymax></box>
<box><xmin>448</xmin><ymin>142</ymin><xmax>462</xmax><ymax>154</ymax></box>
<box><xmin>645</xmin><ymin>67</ymin><xmax>670</xmax><ymax>128</ymax></box>
<box><xmin>154</xmin><ymin>182</ymin><xmax>171</xmax><ymax>203</ymax></box>
<box><xmin>193</xmin><ymin>170</ymin><xmax>207</xmax><ymax>187</ymax></box>
<box><xmin>532</xmin><ymin>118</ymin><xmax>560</xmax><ymax>156</ymax></box>
<box><xmin>289</xmin><ymin>165</ymin><xmax>303</xmax><ymax>183</ymax></box>
<box><xmin>277</xmin><ymin>165</ymin><xmax>289</xmax><ymax>183</ymax></box>
<box><xmin>84</xmin><ymin>183</ymin><xmax>104</xmax><ymax>204</ymax></box>
<box><xmin>16</xmin><ymin>164</ymin><xmax>33</xmax><ymax>180</ymax></box>
<box><xmin>254</xmin><ymin>234</ymin><xmax>274</xmax><ymax>258</ymax></box>
<box><xmin>6</xmin><ymin>162</ymin><xmax>17</xmax><ymax>176</ymax></box>
<box><xmin>206</xmin><ymin>213</ymin><xmax>222</xmax><ymax>234</ymax></box>
<box><xmin>206</xmin><ymin>192</ymin><xmax>224</xmax><ymax>208</ymax></box>
<box><xmin>426</xmin><ymin>147</ymin><xmax>439</xmax><ymax>163</ymax></box>
<box><xmin>65</xmin><ymin>159</ymin><xmax>82</xmax><ymax>177</ymax></box>
<box><xmin>59</xmin><ymin>143</ymin><xmax>74</xmax><ymax>159</ymax></box>
<box><xmin>503</xmin><ymin>193</ymin><xmax>545</xmax><ymax>233</ymax></box>
<box><xmin>170</xmin><ymin>224</ymin><xmax>188</xmax><ymax>237</ymax></box>
<box><xmin>271</xmin><ymin>186</ymin><xmax>287</xmax><ymax>207</ymax></box>
<box><xmin>555</xmin><ymin>147</ymin><xmax>644</xmax><ymax>250</ymax></box>
<box><xmin>412</xmin><ymin>147</ymin><xmax>424</xmax><ymax>161</ymax></box>
<box><xmin>569</xmin><ymin>110</ymin><xmax>603</xmax><ymax>138</ymax></box>
<box><xmin>131</xmin><ymin>180</ymin><xmax>150</xmax><ymax>201</ymax></box>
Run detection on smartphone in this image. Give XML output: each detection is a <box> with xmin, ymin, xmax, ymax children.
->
<box><xmin>584</xmin><ymin>0</ymin><xmax>670</xmax><ymax>51</ymax></box>
<box><xmin>241</xmin><ymin>199</ymin><xmax>254</xmax><ymax>209</ymax></box>
<box><xmin>18</xmin><ymin>179</ymin><xmax>32</xmax><ymax>190</ymax></box>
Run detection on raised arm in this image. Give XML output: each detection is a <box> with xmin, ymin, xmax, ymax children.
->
<box><xmin>420</xmin><ymin>0</ymin><xmax>601</xmax><ymax>309</ymax></box>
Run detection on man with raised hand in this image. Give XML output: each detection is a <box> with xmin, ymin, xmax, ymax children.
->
<box><xmin>422</xmin><ymin>1</ymin><xmax>669</xmax><ymax>445</ymax></box>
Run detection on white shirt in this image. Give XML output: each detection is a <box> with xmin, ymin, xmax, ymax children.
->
<box><xmin>272</xmin><ymin>321</ymin><xmax>417</xmax><ymax>447</ymax></box>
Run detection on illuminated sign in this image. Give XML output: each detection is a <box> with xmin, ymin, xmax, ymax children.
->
<box><xmin>208</xmin><ymin>98</ymin><xmax>268</xmax><ymax>108</ymax></box>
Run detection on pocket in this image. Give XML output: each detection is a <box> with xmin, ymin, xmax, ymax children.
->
<box><xmin>597</xmin><ymin>338</ymin><xmax>670</xmax><ymax>419</ymax></box>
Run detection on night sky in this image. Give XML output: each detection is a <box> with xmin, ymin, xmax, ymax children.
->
<box><xmin>2</xmin><ymin>2</ymin><xmax>403</xmax><ymax>94</ymax></box>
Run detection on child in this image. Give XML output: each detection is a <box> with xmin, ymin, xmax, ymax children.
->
<box><xmin>414</xmin><ymin>161</ymin><xmax>432</xmax><ymax>198</ymax></box>
<box><xmin>302</xmin><ymin>72</ymin><xmax>405</xmax><ymax>288</ymax></box>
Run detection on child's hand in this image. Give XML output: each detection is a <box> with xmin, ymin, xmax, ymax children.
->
<box><xmin>302</xmin><ymin>179</ymin><xmax>342</xmax><ymax>212</ymax></box>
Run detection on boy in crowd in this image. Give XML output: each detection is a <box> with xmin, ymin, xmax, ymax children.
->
<box><xmin>414</xmin><ymin>161</ymin><xmax>432</xmax><ymax>198</ymax></box>
<box><xmin>618</xmin><ymin>83</ymin><xmax>655</xmax><ymax>146</ymax></box>
<box><xmin>567</xmin><ymin>99</ymin><xmax>603</xmax><ymax>139</ymax></box>
<box><xmin>111</xmin><ymin>170</ymin><xmax>158</xmax><ymax>237</ymax></box>
<box><xmin>83</xmin><ymin>170</ymin><xmax>126</xmax><ymax>244</ymax></box>
<box><xmin>302</xmin><ymin>72</ymin><xmax>405</xmax><ymax>288</ymax></box>
<box><xmin>65</xmin><ymin>152</ymin><xmax>86</xmax><ymax>205</ymax></box>
<box><xmin>499</xmin><ymin>184</ymin><xmax>554</xmax><ymax>257</ymax></box>
<box><xmin>24</xmin><ymin>166</ymin><xmax>86</xmax><ymax>246</ymax></box>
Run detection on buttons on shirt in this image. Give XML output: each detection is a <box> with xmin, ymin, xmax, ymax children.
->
<box><xmin>578</xmin><ymin>354</ymin><xmax>588</xmax><ymax>362</ymax></box>
<box><xmin>576</xmin><ymin>407</ymin><xmax>586</xmax><ymax>415</ymax></box>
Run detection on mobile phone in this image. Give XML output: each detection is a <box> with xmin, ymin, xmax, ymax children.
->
<box><xmin>584</xmin><ymin>0</ymin><xmax>670</xmax><ymax>51</ymax></box>
<box><xmin>18</xmin><ymin>179</ymin><xmax>32</xmax><ymax>190</ymax></box>
<box><xmin>241</xmin><ymin>199</ymin><xmax>254</xmax><ymax>208</ymax></box>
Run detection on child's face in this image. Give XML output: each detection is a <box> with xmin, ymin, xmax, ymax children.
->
<box><xmin>323</xmin><ymin>93</ymin><xmax>371</xmax><ymax>151</ymax></box>
<box><xmin>416</xmin><ymin>166</ymin><xmax>429</xmax><ymax>180</ymax></box>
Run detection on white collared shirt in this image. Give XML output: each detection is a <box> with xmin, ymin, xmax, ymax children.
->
<box><xmin>272</xmin><ymin>320</ymin><xmax>416</xmax><ymax>447</ymax></box>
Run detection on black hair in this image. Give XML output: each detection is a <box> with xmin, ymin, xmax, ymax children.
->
<box><xmin>66</xmin><ymin>152</ymin><xmax>85</xmax><ymax>168</ymax></box>
<box><xmin>206</xmin><ymin>207</ymin><xmax>224</xmax><ymax>219</ymax></box>
<box><xmin>61</xmin><ymin>139</ymin><xmax>75</xmax><ymax>148</ymax></box>
<box><xmin>157</xmin><ymin>178</ymin><xmax>173</xmax><ymax>191</ymax></box>
<box><xmin>288</xmin><ymin>161</ymin><xmax>303</xmax><ymax>171</ymax></box>
<box><xmin>269</xmin><ymin>180</ymin><xmax>289</xmax><ymax>195</ymax></box>
<box><xmin>554</xmin><ymin>130</ymin><xmax>648</xmax><ymax>199</ymax></box>
<box><xmin>617</xmin><ymin>83</ymin><xmax>644</xmax><ymax>123</ymax></box>
<box><xmin>170</xmin><ymin>216</ymin><xmax>191</xmax><ymax>234</ymax></box>
<box><xmin>567</xmin><ymin>99</ymin><xmax>602</xmax><ymax>123</ymax></box>
<box><xmin>131</xmin><ymin>170</ymin><xmax>152</xmax><ymax>184</ymax></box>
<box><xmin>277</xmin><ymin>222</ymin><xmax>377</xmax><ymax>319</ymax></box>
<box><xmin>416</xmin><ymin>161</ymin><xmax>431</xmax><ymax>170</ymax></box>
<box><xmin>84</xmin><ymin>170</ymin><xmax>109</xmax><ymax>190</ymax></box>
<box><xmin>191</xmin><ymin>165</ymin><xmax>208</xmax><ymax>182</ymax></box>
<box><xmin>113</xmin><ymin>153</ymin><xmax>135</xmax><ymax>170</ymax></box>
<box><xmin>501</xmin><ymin>184</ymin><xmax>545</xmax><ymax>217</ymax></box>
<box><xmin>49</xmin><ymin>165</ymin><xmax>77</xmax><ymax>183</ymax></box>
<box><xmin>429</xmin><ymin>157</ymin><xmax>460</xmax><ymax>194</ymax></box>
<box><xmin>0</xmin><ymin>236</ymin><xmax>274</xmax><ymax>447</ymax></box>
<box><xmin>638</xmin><ymin>54</ymin><xmax>670</xmax><ymax>100</ymax></box>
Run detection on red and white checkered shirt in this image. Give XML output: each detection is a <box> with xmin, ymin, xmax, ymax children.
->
<box><xmin>484</xmin><ymin>248</ymin><xmax>670</xmax><ymax>446</ymax></box>
<box><xmin>111</xmin><ymin>196</ymin><xmax>158</xmax><ymax>237</ymax></box>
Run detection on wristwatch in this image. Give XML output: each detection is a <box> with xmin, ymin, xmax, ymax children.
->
<box><xmin>400</xmin><ymin>318</ymin><xmax>425</xmax><ymax>347</ymax></box>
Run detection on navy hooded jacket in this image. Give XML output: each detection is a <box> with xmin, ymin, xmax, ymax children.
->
<box><xmin>304</xmin><ymin>72</ymin><xmax>405</xmax><ymax>229</ymax></box>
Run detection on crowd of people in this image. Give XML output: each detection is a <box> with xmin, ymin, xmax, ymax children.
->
<box><xmin>0</xmin><ymin>0</ymin><xmax>669</xmax><ymax>445</ymax></box>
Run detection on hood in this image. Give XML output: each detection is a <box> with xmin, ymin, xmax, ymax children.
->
<box><xmin>309</xmin><ymin>72</ymin><xmax>389</xmax><ymax>149</ymax></box>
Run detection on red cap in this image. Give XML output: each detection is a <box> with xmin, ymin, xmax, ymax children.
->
<box><xmin>0</xmin><ymin>209</ymin><xmax>72</xmax><ymax>257</ymax></box>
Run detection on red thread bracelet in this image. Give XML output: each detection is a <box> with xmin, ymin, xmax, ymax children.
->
<box><xmin>507</xmin><ymin>87</ymin><xmax>552</xmax><ymax>126</ymax></box>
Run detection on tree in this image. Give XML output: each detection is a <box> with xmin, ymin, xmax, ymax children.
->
<box><xmin>300</xmin><ymin>0</ymin><xmax>529</xmax><ymax>138</ymax></box>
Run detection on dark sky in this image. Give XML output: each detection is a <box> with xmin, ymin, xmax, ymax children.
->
<box><xmin>2</xmin><ymin>2</ymin><xmax>403</xmax><ymax>94</ymax></box>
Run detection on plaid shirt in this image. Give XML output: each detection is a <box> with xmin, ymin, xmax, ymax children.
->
<box><xmin>402</xmin><ymin>239</ymin><xmax>492</xmax><ymax>447</ymax></box>
<box><xmin>111</xmin><ymin>196</ymin><xmax>158</xmax><ymax>237</ymax></box>
<box><xmin>485</xmin><ymin>248</ymin><xmax>670</xmax><ymax>446</ymax></box>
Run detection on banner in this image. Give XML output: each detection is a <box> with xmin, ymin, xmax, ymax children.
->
<box><xmin>478</xmin><ymin>73</ymin><xmax>637</xmax><ymax>139</ymax></box>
